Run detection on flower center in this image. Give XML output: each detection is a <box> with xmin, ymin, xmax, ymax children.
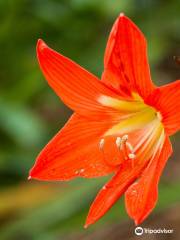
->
<box><xmin>99</xmin><ymin>134</ymin><xmax>136</xmax><ymax>167</ymax></box>
<box><xmin>98</xmin><ymin>93</ymin><xmax>165</xmax><ymax>167</ymax></box>
<box><xmin>99</xmin><ymin>94</ymin><xmax>161</xmax><ymax>136</ymax></box>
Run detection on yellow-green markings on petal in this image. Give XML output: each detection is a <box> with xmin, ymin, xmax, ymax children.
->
<box><xmin>152</xmin><ymin>126</ymin><xmax>165</xmax><ymax>157</ymax></box>
<box><xmin>98</xmin><ymin>95</ymin><xmax>147</xmax><ymax>113</ymax></box>
<box><xmin>98</xmin><ymin>94</ymin><xmax>164</xmax><ymax>156</ymax></box>
<box><xmin>105</xmin><ymin>108</ymin><xmax>157</xmax><ymax>136</ymax></box>
<box><xmin>98</xmin><ymin>93</ymin><xmax>166</xmax><ymax>173</ymax></box>
<box><xmin>137</xmin><ymin>121</ymin><xmax>164</xmax><ymax>163</ymax></box>
<box><xmin>131</xmin><ymin>92</ymin><xmax>144</xmax><ymax>102</ymax></box>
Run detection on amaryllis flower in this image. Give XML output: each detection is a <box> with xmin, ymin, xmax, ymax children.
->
<box><xmin>29</xmin><ymin>13</ymin><xmax>180</xmax><ymax>227</ymax></box>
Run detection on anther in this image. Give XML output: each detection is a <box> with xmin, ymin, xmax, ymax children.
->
<box><xmin>116</xmin><ymin>137</ymin><xmax>122</xmax><ymax>150</ymax></box>
<box><xmin>122</xmin><ymin>134</ymin><xmax>128</xmax><ymax>141</ymax></box>
<box><xmin>99</xmin><ymin>138</ymin><xmax>105</xmax><ymax>150</ymax></box>
<box><xmin>121</xmin><ymin>134</ymin><xmax>129</xmax><ymax>159</ymax></box>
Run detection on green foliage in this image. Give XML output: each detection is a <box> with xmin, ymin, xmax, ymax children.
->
<box><xmin>0</xmin><ymin>0</ymin><xmax>179</xmax><ymax>239</ymax></box>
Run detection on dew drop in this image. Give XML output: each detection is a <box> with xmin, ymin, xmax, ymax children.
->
<box><xmin>131</xmin><ymin>190</ymin><xmax>138</xmax><ymax>196</ymax></box>
<box><xmin>79</xmin><ymin>169</ymin><xmax>85</xmax><ymax>173</ymax></box>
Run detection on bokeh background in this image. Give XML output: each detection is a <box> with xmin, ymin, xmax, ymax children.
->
<box><xmin>0</xmin><ymin>0</ymin><xmax>180</xmax><ymax>239</ymax></box>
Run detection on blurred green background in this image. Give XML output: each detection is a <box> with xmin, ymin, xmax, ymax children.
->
<box><xmin>0</xmin><ymin>0</ymin><xmax>180</xmax><ymax>239</ymax></box>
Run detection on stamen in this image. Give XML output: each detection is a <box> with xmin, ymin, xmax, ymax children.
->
<box><xmin>116</xmin><ymin>137</ymin><xmax>122</xmax><ymax>150</ymax></box>
<box><xmin>99</xmin><ymin>138</ymin><xmax>105</xmax><ymax>150</ymax></box>
<box><xmin>121</xmin><ymin>134</ymin><xmax>129</xmax><ymax>159</ymax></box>
<box><xmin>99</xmin><ymin>135</ymin><xmax>136</xmax><ymax>168</ymax></box>
<box><xmin>128</xmin><ymin>153</ymin><xmax>136</xmax><ymax>159</ymax></box>
<box><xmin>121</xmin><ymin>135</ymin><xmax>136</xmax><ymax>164</ymax></box>
<box><xmin>126</xmin><ymin>142</ymin><xmax>134</xmax><ymax>152</ymax></box>
<box><xmin>129</xmin><ymin>153</ymin><xmax>135</xmax><ymax>168</ymax></box>
<box><xmin>122</xmin><ymin>134</ymin><xmax>128</xmax><ymax>141</ymax></box>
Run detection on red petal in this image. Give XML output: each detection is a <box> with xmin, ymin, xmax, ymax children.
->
<box><xmin>102</xmin><ymin>14</ymin><xmax>155</xmax><ymax>98</ymax></box>
<box><xmin>147</xmin><ymin>80</ymin><xmax>180</xmax><ymax>136</ymax></box>
<box><xmin>29</xmin><ymin>114</ymin><xmax>119</xmax><ymax>180</ymax></box>
<box><xmin>85</xmin><ymin>158</ymin><xmax>147</xmax><ymax>228</ymax></box>
<box><xmin>125</xmin><ymin>137</ymin><xmax>172</xmax><ymax>225</ymax></box>
<box><xmin>37</xmin><ymin>39</ymin><xmax>121</xmax><ymax>120</ymax></box>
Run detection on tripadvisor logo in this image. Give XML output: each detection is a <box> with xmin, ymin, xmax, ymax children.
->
<box><xmin>135</xmin><ymin>226</ymin><xmax>174</xmax><ymax>235</ymax></box>
<box><xmin>135</xmin><ymin>227</ymin><xmax>143</xmax><ymax>236</ymax></box>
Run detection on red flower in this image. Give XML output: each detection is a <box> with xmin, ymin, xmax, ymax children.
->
<box><xmin>29</xmin><ymin>14</ymin><xmax>180</xmax><ymax>227</ymax></box>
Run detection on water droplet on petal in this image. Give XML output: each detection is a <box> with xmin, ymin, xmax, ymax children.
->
<box><xmin>79</xmin><ymin>169</ymin><xmax>85</xmax><ymax>173</ymax></box>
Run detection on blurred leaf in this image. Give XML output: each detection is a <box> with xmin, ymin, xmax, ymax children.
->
<box><xmin>0</xmin><ymin>0</ymin><xmax>179</xmax><ymax>239</ymax></box>
<box><xmin>0</xmin><ymin>98</ymin><xmax>46</xmax><ymax>147</ymax></box>
<box><xmin>0</xmin><ymin>182</ymin><xmax>61</xmax><ymax>216</ymax></box>
<box><xmin>0</xmin><ymin>178</ymin><xmax>107</xmax><ymax>239</ymax></box>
